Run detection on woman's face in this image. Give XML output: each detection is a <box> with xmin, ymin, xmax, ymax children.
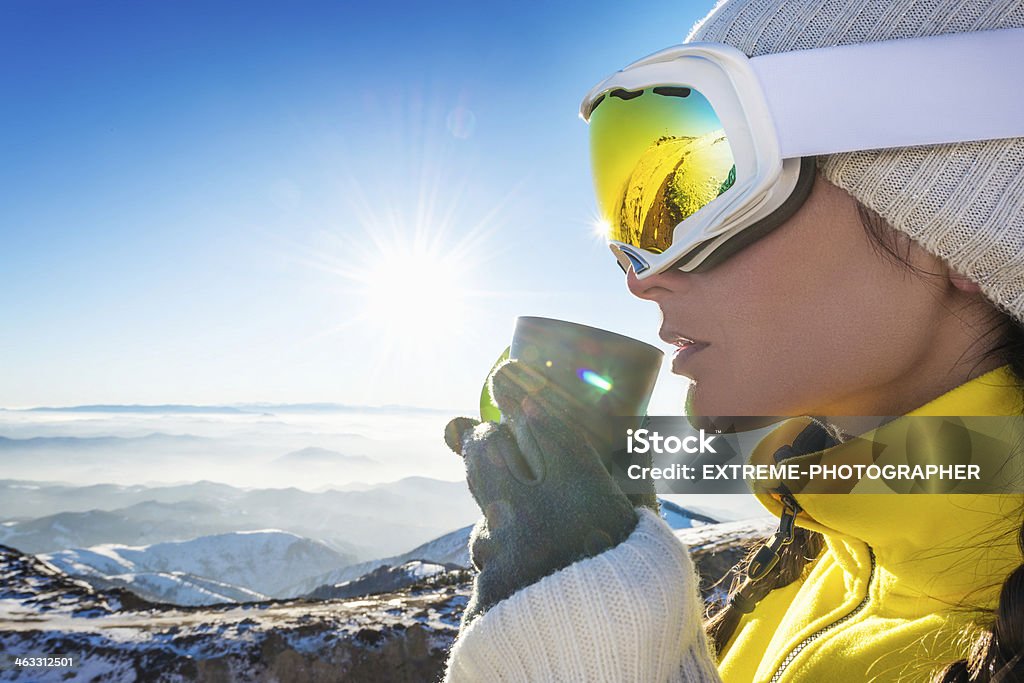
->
<box><xmin>626</xmin><ymin>174</ymin><xmax>1000</xmax><ymax>423</ymax></box>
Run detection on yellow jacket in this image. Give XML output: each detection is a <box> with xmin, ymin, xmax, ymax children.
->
<box><xmin>718</xmin><ymin>366</ymin><xmax>1024</xmax><ymax>682</ymax></box>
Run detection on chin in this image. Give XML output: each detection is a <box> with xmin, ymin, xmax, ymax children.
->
<box><xmin>684</xmin><ymin>384</ymin><xmax>783</xmax><ymax>433</ymax></box>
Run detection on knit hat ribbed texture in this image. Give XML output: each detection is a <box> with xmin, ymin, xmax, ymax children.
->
<box><xmin>688</xmin><ymin>0</ymin><xmax>1024</xmax><ymax>322</ymax></box>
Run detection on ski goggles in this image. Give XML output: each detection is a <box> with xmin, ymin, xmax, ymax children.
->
<box><xmin>580</xmin><ymin>28</ymin><xmax>1024</xmax><ymax>277</ymax></box>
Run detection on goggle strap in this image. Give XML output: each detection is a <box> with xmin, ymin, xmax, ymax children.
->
<box><xmin>751</xmin><ymin>27</ymin><xmax>1024</xmax><ymax>158</ymax></box>
<box><xmin>683</xmin><ymin>156</ymin><xmax>818</xmax><ymax>272</ymax></box>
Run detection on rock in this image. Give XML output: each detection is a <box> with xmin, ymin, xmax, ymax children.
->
<box><xmin>0</xmin><ymin>519</ymin><xmax>773</xmax><ymax>682</ymax></box>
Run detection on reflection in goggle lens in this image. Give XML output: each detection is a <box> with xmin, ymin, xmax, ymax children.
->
<box><xmin>589</xmin><ymin>86</ymin><xmax>736</xmax><ymax>253</ymax></box>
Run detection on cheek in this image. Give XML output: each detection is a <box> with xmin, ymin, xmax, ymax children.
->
<box><xmin>691</xmin><ymin>231</ymin><xmax>938</xmax><ymax>415</ymax></box>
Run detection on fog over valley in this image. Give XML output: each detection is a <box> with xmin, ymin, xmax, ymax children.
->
<box><xmin>0</xmin><ymin>403</ymin><xmax>468</xmax><ymax>489</ymax></box>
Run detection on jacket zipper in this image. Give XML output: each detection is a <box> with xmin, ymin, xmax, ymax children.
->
<box><xmin>767</xmin><ymin>544</ymin><xmax>877</xmax><ymax>683</ymax></box>
<box><xmin>747</xmin><ymin>490</ymin><xmax>802</xmax><ymax>581</ymax></box>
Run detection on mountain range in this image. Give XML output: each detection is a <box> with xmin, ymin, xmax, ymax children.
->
<box><xmin>0</xmin><ymin>477</ymin><xmax>478</xmax><ymax>560</ymax></box>
<box><xmin>296</xmin><ymin>499</ymin><xmax>719</xmax><ymax>600</ymax></box>
<box><xmin>0</xmin><ymin>514</ymin><xmax>776</xmax><ymax>682</ymax></box>
<box><xmin>7</xmin><ymin>483</ymin><xmax>730</xmax><ymax>609</ymax></box>
<box><xmin>41</xmin><ymin>530</ymin><xmax>347</xmax><ymax>605</ymax></box>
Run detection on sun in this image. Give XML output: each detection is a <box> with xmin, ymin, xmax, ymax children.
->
<box><xmin>353</xmin><ymin>238</ymin><xmax>469</xmax><ymax>342</ymax></box>
<box><xmin>592</xmin><ymin>215</ymin><xmax>612</xmax><ymax>241</ymax></box>
<box><xmin>276</xmin><ymin>89</ymin><xmax>526</xmax><ymax>363</ymax></box>
<box><xmin>302</xmin><ymin>195</ymin><xmax>496</xmax><ymax>357</ymax></box>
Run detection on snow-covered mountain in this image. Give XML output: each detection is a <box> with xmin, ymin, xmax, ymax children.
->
<box><xmin>41</xmin><ymin>530</ymin><xmax>347</xmax><ymax>605</ymax></box>
<box><xmin>0</xmin><ymin>543</ymin><xmax>465</xmax><ymax>683</ymax></box>
<box><xmin>307</xmin><ymin>560</ymin><xmax>467</xmax><ymax>600</ymax></box>
<box><xmin>0</xmin><ymin>477</ymin><xmax>478</xmax><ymax>560</ymax></box>
<box><xmin>285</xmin><ymin>524</ymin><xmax>474</xmax><ymax>597</ymax></box>
<box><xmin>81</xmin><ymin>570</ymin><xmax>269</xmax><ymax>606</ymax></box>
<box><xmin>0</xmin><ymin>500</ymin><xmax>241</xmax><ymax>554</ymax></box>
<box><xmin>0</xmin><ymin>515</ymin><xmax>775</xmax><ymax>682</ymax></box>
<box><xmin>0</xmin><ymin>543</ymin><xmax>152</xmax><ymax>619</ymax></box>
<box><xmin>292</xmin><ymin>498</ymin><xmax>721</xmax><ymax>598</ymax></box>
<box><xmin>0</xmin><ymin>507</ymin><xmax>780</xmax><ymax>682</ymax></box>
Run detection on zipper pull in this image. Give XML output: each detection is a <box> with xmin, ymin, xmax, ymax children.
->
<box><xmin>747</xmin><ymin>491</ymin><xmax>801</xmax><ymax>581</ymax></box>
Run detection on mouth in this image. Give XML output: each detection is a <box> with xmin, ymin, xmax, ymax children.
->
<box><xmin>660</xmin><ymin>329</ymin><xmax>710</xmax><ymax>374</ymax></box>
<box><xmin>659</xmin><ymin>329</ymin><xmax>708</xmax><ymax>348</ymax></box>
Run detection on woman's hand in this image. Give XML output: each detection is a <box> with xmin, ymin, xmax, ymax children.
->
<box><xmin>444</xmin><ymin>359</ymin><xmax>655</xmax><ymax>625</ymax></box>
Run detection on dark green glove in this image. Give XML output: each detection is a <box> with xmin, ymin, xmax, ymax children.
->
<box><xmin>444</xmin><ymin>359</ymin><xmax>657</xmax><ymax>626</ymax></box>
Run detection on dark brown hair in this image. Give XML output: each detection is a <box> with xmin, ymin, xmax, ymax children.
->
<box><xmin>703</xmin><ymin>192</ymin><xmax>1024</xmax><ymax>682</ymax></box>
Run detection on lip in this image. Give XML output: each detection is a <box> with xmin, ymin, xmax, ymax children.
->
<box><xmin>658</xmin><ymin>328</ymin><xmax>708</xmax><ymax>347</ymax></box>
<box><xmin>670</xmin><ymin>342</ymin><xmax>709</xmax><ymax>375</ymax></box>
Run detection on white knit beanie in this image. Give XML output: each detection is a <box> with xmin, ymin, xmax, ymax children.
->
<box><xmin>688</xmin><ymin>0</ymin><xmax>1024</xmax><ymax>322</ymax></box>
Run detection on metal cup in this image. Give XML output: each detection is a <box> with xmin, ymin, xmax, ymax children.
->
<box><xmin>498</xmin><ymin>316</ymin><xmax>663</xmax><ymax>463</ymax></box>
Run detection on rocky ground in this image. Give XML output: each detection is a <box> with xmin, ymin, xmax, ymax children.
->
<box><xmin>1</xmin><ymin>544</ymin><xmax>467</xmax><ymax>682</ymax></box>
<box><xmin>0</xmin><ymin>518</ymin><xmax>773</xmax><ymax>682</ymax></box>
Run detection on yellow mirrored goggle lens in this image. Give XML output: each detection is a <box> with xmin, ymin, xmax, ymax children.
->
<box><xmin>589</xmin><ymin>86</ymin><xmax>736</xmax><ymax>254</ymax></box>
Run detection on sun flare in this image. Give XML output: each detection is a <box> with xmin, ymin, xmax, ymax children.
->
<box><xmin>280</xmin><ymin>91</ymin><xmax>527</xmax><ymax>366</ymax></box>
<box><xmin>354</xmin><ymin>239</ymin><xmax>468</xmax><ymax>341</ymax></box>
<box><xmin>592</xmin><ymin>216</ymin><xmax>612</xmax><ymax>241</ymax></box>
<box><xmin>304</xmin><ymin>193</ymin><xmax>496</xmax><ymax>355</ymax></box>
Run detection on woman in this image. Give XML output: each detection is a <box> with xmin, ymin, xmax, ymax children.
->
<box><xmin>443</xmin><ymin>0</ymin><xmax>1024</xmax><ymax>680</ymax></box>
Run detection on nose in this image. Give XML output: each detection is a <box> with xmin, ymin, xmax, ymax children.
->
<box><xmin>625</xmin><ymin>265</ymin><xmax>675</xmax><ymax>301</ymax></box>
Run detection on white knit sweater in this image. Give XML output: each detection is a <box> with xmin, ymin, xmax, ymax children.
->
<box><xmin>443</xmin><ymin>508</ymin><xmax>723</xmax><ymax>682</ymax></box>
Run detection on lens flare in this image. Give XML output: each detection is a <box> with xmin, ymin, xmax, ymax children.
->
<box><xmin>446</xmin><ymin>106</ymin><xmax>477</xmax><ymax>139</ymax></box>
<box><xmin>269</xmin><ymin>86</ymin><xmax>544</xmax><ymax>400</ymax></box>
<box><xmin>591</xmin><ymin>216</ymin><xmax>612</xmax><ymax>241</ymax></box>
<box><xmin>578</xmin><ymin>368</ymin><xmax>613</xmax><ymax>392</ymax></box>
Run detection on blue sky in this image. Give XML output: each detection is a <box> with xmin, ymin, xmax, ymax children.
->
<box><xmin>0</xmin><ymin>0</ymin><xmax>715</xmax><ymax>411</ymax></box>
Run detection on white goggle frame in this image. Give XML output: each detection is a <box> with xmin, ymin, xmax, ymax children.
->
<box><xmin>580</xmin><ymin>28</ymin><xmax>1024</xmax><ymax>277</ymax></box>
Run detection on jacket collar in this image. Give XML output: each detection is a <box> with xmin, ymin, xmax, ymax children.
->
<box><xmin>749</xmin><ymin>365</ymin><xmax>1024</xmax><ymax>603</ymax></box>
